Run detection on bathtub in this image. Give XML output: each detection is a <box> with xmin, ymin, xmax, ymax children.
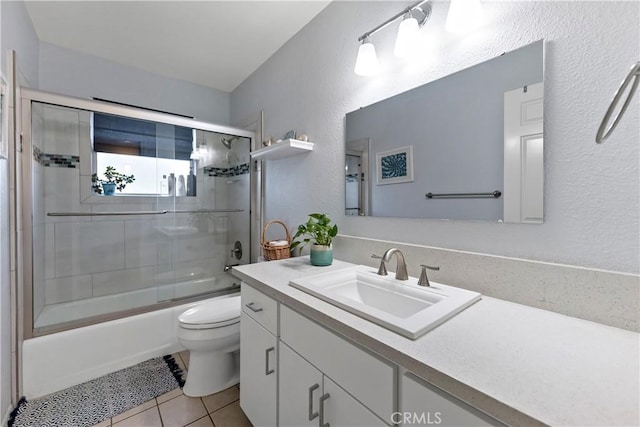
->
<box><xmin>23</xmin><ymin>290</ymin><xmax>239</xmax><ymax>398</ymax></box>
<box><xmin>34</xmin><ymin>273</ymin><xmax>237</xmax><ymax>329</ymax></box>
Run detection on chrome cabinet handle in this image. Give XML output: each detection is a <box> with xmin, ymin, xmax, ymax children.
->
<box><xmin>308</xmin><ymin>384</ymin><xmax>320</xmax><ymax>421</ymax></box>
<box><xmin>265</xmin><ymin>347</ymin><xmax>275</xmax><ymax>375</ymax></box>
<box><xmin>319</xmin><ymin>392</ymin><xmax>330</xmax><ymax>427</ymax></box>
<box><xmin>245</xmin><ymin>302</ymin><xmax>263</xmax><ymax>313</ymax></box>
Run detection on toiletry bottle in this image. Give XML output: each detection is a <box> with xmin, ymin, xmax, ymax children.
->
<box><xmin>187</xmin><ymin>173</ymin><xmax>196</xmax><ymax>196</ymax></box>
<box><xmin>168</xmin><ymin>173</ymin><xmax>176</xmax><ymax>196</ymax></box>
<box><xmin>177</xmin><ymin>175</ymin><xmax>186</xmax><ymax>196</ymax></box>
<box><xmin>187</xmin><ymin>161</ymin><xmax>196</xmax><ymax>196</ymax></box>
<box><xmin>160</xmin><ymin>175</ymin><xmax>168</xmax><ymax>195</ymax></box>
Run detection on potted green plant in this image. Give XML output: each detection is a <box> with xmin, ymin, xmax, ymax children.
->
<box><xmin>290</xmin><ymin>213</ymin><xmax>338</xmax><ymax>266</ymax></box>
<box><xmin>92</xmin><ymin>166</ymin><xmax>135</xmax><ymax>195</ymax></box>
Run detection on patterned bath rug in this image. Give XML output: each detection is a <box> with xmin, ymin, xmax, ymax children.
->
<box><xmin>9</xmin><ymin>355</ymin><xmax>185</xmax><ymax>427</ymax></box>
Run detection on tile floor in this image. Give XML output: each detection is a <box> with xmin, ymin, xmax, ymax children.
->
<box><xmin>91</xmin><ymin>351</ymin><xmax>252</xmax><ymax>427</ymax></box>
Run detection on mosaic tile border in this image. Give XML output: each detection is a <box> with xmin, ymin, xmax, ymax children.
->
<box><xmin>204</xmin><ymin>163</ymin><xmax>250</xmax><ymax>177</ymax></box>
<box><xmin>33</xmin><ymin>146</ymin><xmax>80</xmax><ymax>168</ymax></box>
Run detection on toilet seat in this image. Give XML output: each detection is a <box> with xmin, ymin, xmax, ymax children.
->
<box><xmin>179</xmin><ymin>296</ymin><xmax>240</xmax><ymax>330</ymax></box>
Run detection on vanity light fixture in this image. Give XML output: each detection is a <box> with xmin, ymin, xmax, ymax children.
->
<box><xmin>354</xmin><ymin>0</ymin><xmax>485</xmax><ymax>75</ymax></box>
<box><xmin>394</xmin><ymin>10</ymin><xmax>421</xmax><ymax>58</ymax></box>
<box><xmin>445</xmin><ymin>0</ymin><xmax>485</xmax><ymax>33</ymax></box>
<box><xmin>354</xmin><ymin>37</ymin><xmax>379</xmax><ymax>76</ymax></box>
<box><xmin>355</xmin><ymin>0</ymin><xmax>432</xmax><ymax>76</ymax></box>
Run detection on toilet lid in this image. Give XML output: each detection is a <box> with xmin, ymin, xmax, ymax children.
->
<box><xmin>179</xmin><ymin>296</ymin><xmax>240</xmax><ymax>329</ymax></box>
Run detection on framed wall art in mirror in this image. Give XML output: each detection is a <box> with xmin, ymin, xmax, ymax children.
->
<box><xmin>376</xmin><ymin>145</ymin><xmax>414</xmax><ymax>185</ymax></box>
<box><xmin>345</xmin><ymin>39</ymin><xmax>544</xmax><ymax>223</ymax></box>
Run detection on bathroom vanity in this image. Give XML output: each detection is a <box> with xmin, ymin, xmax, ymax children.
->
<box><xmin>233</xmin><ymin>258</ymin><xmax>639</xmax><ymax>426</ymax></box>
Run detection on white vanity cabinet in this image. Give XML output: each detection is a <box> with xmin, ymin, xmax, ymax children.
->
<box><xmin>280</xmin><ymin>305</ymin><xmax>394</xmax><ymax>425</ymax></box>
<box><xmin>400</xmin><ymin>372</ymin><xmax>502</xmax><ymax>427</ymax></box>
<box><xmin>240</xmin><ymin>284</ymin><xmax>278</xmax><ymax>427</ymax></box>
<box><xmin>279</xmin><ymin>342</ymin><xmax>387</xmax><ymax>427</ymax></box>
<box><xmin>240</xmin><ymin>282</ymin><xmax>501</xmax><ymax>427</ymax></box>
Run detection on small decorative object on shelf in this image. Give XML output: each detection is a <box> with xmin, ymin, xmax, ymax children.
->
<box><xmin>261</xmin><ymin>220</ymin><xmax>291</xmax><ymax>261</ymax></box>
<box><xmin>297</xmin><ymin>133</ymin><xmax>309</xmax><ymax>142</ymax></box>
<box><xmin>291</xmin><ymin>213</ymin><xmax>338</xmax><ymax>266</ymax></box>
<box><xmin>282</xmin><ymin>129</ymin><xmax>296</xmax><ymax>140</ymax></box>
<box><xmin>92</xmin><ymin>166</ymin><xmax>135</xmax><ymax>195</ymax></box>
<box><xmin>263</xmin><ymin>137</ymin><xmax>275</xmax><ymax>147</ymax></box>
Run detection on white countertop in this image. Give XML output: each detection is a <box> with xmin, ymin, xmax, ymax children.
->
<box><xmin>232</xmin><ymin>257</ymin><xmax>640</xmax><ymax>426</ymax></box>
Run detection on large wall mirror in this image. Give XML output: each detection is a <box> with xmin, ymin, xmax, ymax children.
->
<box><xmin>345</xmin><ymin>40</ymin><xmax>544</xmax><ymax>223</ymax></box>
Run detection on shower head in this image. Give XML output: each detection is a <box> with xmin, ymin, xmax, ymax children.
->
<box><xmin>221</xmin><ymin>136</ymin><xmax>239</xmax><ymax>149</ymax></box>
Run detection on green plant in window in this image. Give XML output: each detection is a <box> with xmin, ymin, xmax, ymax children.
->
<box><xmin>92</xmin><ymin>166</ymin><xmax>135</xmax><ymax>194</ymax></box>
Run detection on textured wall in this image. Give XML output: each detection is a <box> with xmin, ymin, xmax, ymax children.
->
<box><xmin>231</xmin><ymin>1</ymin><xmax>640</xmax><ymax>274</ymax></box>
<box><xmin>39</xmin><ymin>42</ymin><xmax>230</xmax><ymax>125</ymax></box>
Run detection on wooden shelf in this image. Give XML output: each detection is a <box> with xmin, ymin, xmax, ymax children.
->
<box><xmin>250</xmin><ymin>139</ymin><xmax>314</xmax><ymax>160</ymax></box>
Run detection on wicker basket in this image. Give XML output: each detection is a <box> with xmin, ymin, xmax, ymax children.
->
<box><xmin>261</xmin><ymin>220</ymin><xmax>291</xmax><ymax>261</ymax></box>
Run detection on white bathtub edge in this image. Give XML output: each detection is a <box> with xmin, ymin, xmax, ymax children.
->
<box><xmin>22</xmin><ymin>296</ymin><xmax>227</xmax><ymax>398</ymax></box>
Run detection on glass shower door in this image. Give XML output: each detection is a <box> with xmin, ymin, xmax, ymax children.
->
<box><xmin>26</xmin><ymin>94</ymin><xmax>251</xmax><ymax>336</ymax></box>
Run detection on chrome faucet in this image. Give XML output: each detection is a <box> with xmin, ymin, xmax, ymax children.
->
<box><xmin>418</xmin><ymin>264</ymin><xmax>440</xmax><ymax>287</ymax></box>
<box><xmin>224</xmin><ymin>264</ymin><xmax>239</xmax><ymax>272</ymax></box>
<box><xmin>373</xmin><ymin>248</ymin><xmax>408</xmax><ymax>280</ymax></box>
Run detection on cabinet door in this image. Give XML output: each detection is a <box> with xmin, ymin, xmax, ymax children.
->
<box><xmin>279</xmin><ymin>343</ymin><xmax>324</xmax><ymax>427</ymax></box>
<box><xmin>322</xmin><ymin>376</ymin><xmax>388</xmax><ymax>427</ymax></box>
<box><xmin>401</xmin><ymin>373</ymin><xmax>502</xmax><ymax>426</ymax></box>
<box><xmin>240</xmin><ymin>313</ymin><xmax>277</xmax><ymax>427</ymax></box>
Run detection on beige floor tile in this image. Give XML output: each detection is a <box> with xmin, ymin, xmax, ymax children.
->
<box><xmin>91</xmin><ymin>419</ymin><xmax>111</xmax><ymax>427</ymax></box>
<box><xmin>186</xmin><ymin>415</ymin><xmax>215</xmax><ymax>427</ymax></box>
<box><xmin>179</xmin><ymin>350</ymin><xmax>190</xmax><ymax>369</ymax></box>
<box><xmin>210</xmin><ymin>401</ymin><xmax>252</xmax><ymax>427</ymax></box>
<box><xmin>158</xmin><ymin>393</ymin><xmax>207</xmax><ymax>427</ymax></box>
<box><xmin>112</xmin><ymin>399</ymin><xmax>156</xmax><ymax>424</ymax></box>
<box><xmin>201</xmin><ymin>385</ymin><xmax>239</xmax><ymax>413</ymax></box>
<box><xmin>113</xmin><ymin>407</ymin><xmax>162</xmax><ymax>427</ymax></box>
<box><xmin>156</xmin><ymin>386</ymin><xmax>183</xmax><ymax>404</ymax></box>
<box><xmin>172</xmin><ymin>352</ymin><xmax>188</xmax><ymax>374</ymax></box>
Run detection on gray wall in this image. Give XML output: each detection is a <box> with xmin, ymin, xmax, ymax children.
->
<box><xmin>1</xmin><ymin>0</ymin><xmax>39</xmax><ymax>86</ymax></box>
<box><xmin>39</xmin><ymin>42</ymin><xmax>231</xmax><ymax>124</ymax></box>
<box><xmin>231</xmin><ymin>1</ymin><xmax>640</xmax><ymax>274</ymax></box>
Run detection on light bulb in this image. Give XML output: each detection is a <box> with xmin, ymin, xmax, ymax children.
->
<box><xmin>354</xmin><ymin>38</ymin><xmax>379</xmax><ymax>76</ymax></box>
<box><xmin>445</xmin><ymin>0</ymin><xmax>484</xmax><ymax>34</ymax></box>
<box><xmin>394</xmin><ymin>12</ymin><xmax>420</xmax><ymax>58</ymax></box>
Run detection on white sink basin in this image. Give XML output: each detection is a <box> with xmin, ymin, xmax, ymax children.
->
<box><xmin>290</xmin><ymin>265</ymin><xmax>481</xmax><ymax>339</ymax></box>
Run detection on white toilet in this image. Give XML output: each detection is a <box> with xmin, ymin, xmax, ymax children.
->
<box><xmin>177</xmin><ymin>295</ymin><xmax>241</xmax><ymax>397</ymax></box>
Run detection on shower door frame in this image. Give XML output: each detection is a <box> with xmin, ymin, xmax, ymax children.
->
<box><xmin>19</xmin><ymin>87</ymin><xmax>256</xmax><ymax>339</ymax></box>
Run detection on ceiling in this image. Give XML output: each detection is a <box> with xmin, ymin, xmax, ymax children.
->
<box><xmin>24</xmin><ymin>1</ymin><xmax>331</xmax><ymax>93</ymax></box>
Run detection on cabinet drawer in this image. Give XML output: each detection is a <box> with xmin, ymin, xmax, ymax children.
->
<box><xmin>280</xmin><ymin>305</ymin><xmax>395</xmax><ymax>421</ymax></box>
<box><xmin>241</xmin><ymin>283</ymin><xmax>278</xmax><ymax>335</ymax></box>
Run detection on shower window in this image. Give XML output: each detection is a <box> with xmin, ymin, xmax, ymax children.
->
<box><xmin>93</xmin><ymin>113</ymin><xmax>197</xmax><ymax>196</ymax></box>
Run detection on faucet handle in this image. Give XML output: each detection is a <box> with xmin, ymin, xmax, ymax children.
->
<box><xmin>418</xmin><ymin>264</ymin><xmax>440</xmax><ymax>287</ymax></box>
<box><xmin>371</xmin><ymin>254</ymin><xmax>388</xmax><ymax>276</ymax></box>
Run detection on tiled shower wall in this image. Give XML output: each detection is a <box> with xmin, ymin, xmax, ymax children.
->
<box><xmin>31</xmin><ymin>104</ymin><xmax>250</xmax><ymax>323</ymax></box>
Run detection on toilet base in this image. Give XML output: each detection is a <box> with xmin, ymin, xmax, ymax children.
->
<box><xmin>182</xmin><ymin>350</ymin><xmax>239</xmax><ymax>397</ymax></box>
